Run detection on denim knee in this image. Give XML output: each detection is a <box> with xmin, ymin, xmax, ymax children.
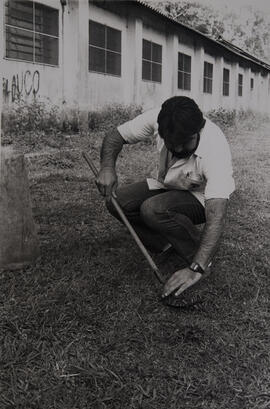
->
<box><xmin>140</xmin><ymin>196</ymin><xmax>165</xmax><ymax>226</ymax></box>
<box><xmin>140</xmin><ymin>196</ymin><xmax>197</xmax><ymax>233</ymax></box>
<box><xmin>106</xmin><ymin>193</ymin><xmax>140</xmax><ymax>219</ymax></box>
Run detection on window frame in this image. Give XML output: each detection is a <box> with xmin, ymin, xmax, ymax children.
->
<box><xmin>250</xmin><ymin>77</ymin><xmax>254</xmax><ymax>91</ymax></box>
<box><xmin>5</xmin><ymin>0</ymin><xmax>59</xmax><ymax>66</ymax></box>
<box><xmin>89</xmin><ymin>20</ymin><xmax>122</xmax><ymax>77</ymax></box>
<box><xmin>223</xmin><ymin>68</ymin><xmax>230</xmax><ymax>96</ymax></box>
<box><xmin>203</xmin><ymin>61</ymin><xmax>213</xmax><ymax>94</ymax></box>
<box><xmin>142</xmin><ymin>39</ymin><xmax>162</xmax><ymax>83</ymax></box>
<box><xmin>238</xmin><ymin>73</ymin><xmax>243</xmax><ymax>97</ymax></box>
<box><xmin>178</xmin><ymin>52</ymin><xmax>191</xmax><ymax>91</ymax></box>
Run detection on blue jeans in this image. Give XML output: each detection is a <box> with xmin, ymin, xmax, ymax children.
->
<box><xmin>106</xmin><ymin>180</ymin><xmax>206</xmax><ymax>261</ymax></box>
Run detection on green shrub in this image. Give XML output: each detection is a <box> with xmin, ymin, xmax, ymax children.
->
<box><xmin>88</xmin><ymin>103</ymin><xmax>142</xmax><ymax>132</ymax></box>
<box><xmin>207</xmin><ymin>107</ymin><xmax>270</xmax><ymax>133</ymax></box>
<box><xmin>2</xmin><ymin>99</ymin><xmax>63</xmax><ymax>136</ymax></box>
<box><xmin>2</xmin><ymin>100</ymin><xmax>142</xmax><ymax>138</ymax></box>
<box><xmin>2</xmin><ymin>98</ymin><xmax>82</xmax><ymax>136</ymax></box>
<box><xmin>206</xmin><ymin>107</ymin><xmax>237</xmax><ymax>130</ymax></box>
<box><xmin>3</xmin><ymin>99</ymin><xmax>268</xmax><ymax>151</ymax></box>
<box><xmin>1</xmin><ymin>99</ymin><xmax>82</xmax><ymax>149</ymax></box>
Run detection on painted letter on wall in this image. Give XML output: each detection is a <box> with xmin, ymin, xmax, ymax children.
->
<box><xmin>3</xmin><ymin>70</ymin><xmax>40</xmax><ymax>103</ymax></box>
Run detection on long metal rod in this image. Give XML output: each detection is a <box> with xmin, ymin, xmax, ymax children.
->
<box><xmin>82</xmin><ymin>151</ymin><xmax>165</xmax><ymax>284</ymax></box>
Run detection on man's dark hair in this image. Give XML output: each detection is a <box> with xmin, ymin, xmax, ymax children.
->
<box><xmin>157</xmin><ymin>96</ymin><xmax>204</xmax><ymax>145</ymax></box>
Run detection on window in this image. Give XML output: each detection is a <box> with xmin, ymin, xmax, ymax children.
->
<box><xmin>5</xmin><ymin>0</ymin><xmax>59</xmax><ymax>65</ymax></box>
<box><xmin>89</xmin><ymin>20</ymin><xmax>121</xmax><ymax>76</ymax></box>
<box><xmin>203</xmin><ymin>62</ymin><xmax>213</xmax><ymax>94</ymax></box>
<box><xmin>250</xmin><ymin>78</ymin><xmax>254</xmax><ymax>90</ymax></box>
<box><xmin>178</xmin><ymin>52</ymin><xmax>191</xmax><ymax>90</ymax></box>
<box><xmin>223</xmin><ymin>68</ymin><xmax>230</xmax><ymax>96</ymax></box>
<box><xmin>238</xmin><ymin>73</ymin><xmax>243</xmax><ymax>96</ymax></box>
<box><xmin>142</xmin><ymin>39</ymin><xmax>162</xmax><ymax>83</ymax></box>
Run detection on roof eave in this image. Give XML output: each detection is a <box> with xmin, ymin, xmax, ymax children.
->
<box><xmin>135</xmin><ymin>0</ymin><xmax>270</xmax><ymax>72</ymax></box>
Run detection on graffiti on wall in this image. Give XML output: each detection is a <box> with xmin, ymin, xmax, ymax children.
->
<box><xmin>3</xmin><ymin>70</ymin><xmax>40</xmax><ymax>103</ymax></box>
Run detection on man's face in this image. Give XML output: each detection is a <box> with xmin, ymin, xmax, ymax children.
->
<box><xmin>164</xmin><ymin>133</ymin><xmax>199</xmax><ymax>158</ymax></box>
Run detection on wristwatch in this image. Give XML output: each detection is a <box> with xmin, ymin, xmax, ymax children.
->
<box><xmin>189</xmin><ymin>262</ymin><xmax>205</xmax><ymax>275</ymax></box>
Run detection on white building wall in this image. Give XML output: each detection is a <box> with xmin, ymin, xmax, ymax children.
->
<box><xmin>236</xmin><ymin>65</ymin><xmax>245</xmax><ymax>111</ymax></box>
<box><xmin>193</xmin><ymin>46</ymin><xmax>204</xmax><ymax>107</ymax></box>
<box><xmin>88</xmin><ymin>4</ymin><xmax>128</xmax><ymax>110</ymax></box>
<box><xmin>214</xmin><ymin>56</ymin><xmax>224</xmax><ymax>109</ymax></box>
<box><xmin>249</xmin><ymin>70</ymin><xmax>256</xmax><ymax>110</ymax></box>
<box><xmin>221</xmin><ymin>60</ymin><xmax>233</xmax><ymax>110</ymax></box>
<box><xmin>2</xmin><ymin>62</ymin><xmax>62</xmax><ymax>106</ymax></box>
<box><xmin>165</xmin><ymin>33</ymin><xmax>178</xmax><ymax>100</ymax></box>
<box><xmin>176</xmin><ymin>41</ymin><xmax>195</xmax><ymax>99</ymax></box>
<box><xmin>267</xmin><ymin>75</ymin><xmax>270</xmax><ymax>113</ymax></box>
<box><xmin>62</xmin><ymin>0</ymin><xmax>89</xmax><ymax>117</ymax></box>
<box><xmin>140</xmin><ymin>24</ymin><xmax>167</xmax><ymax>110</ymax></box>
<box><xmin>2</xmin><ymin>0</ymin><xmax>62</xmax><ymax>106</ymax></box>
<box><xmin>132</xmin><ymin>18</ymin><xmax>143</xmax><ymax>106</ymax></box>
<box><xmin>241</xmin><ymin>66</ymin><xmax>248</xmax><ymax>111</ymax></box>
<box><xmin>1</xmin><ymin>0</ymin><xmax>270</xmax><ymax>115</ymax></box>
<box><xmin>257</xmin><ymin>73</ymin><xmax>268</xmax><ymax>114</ymax></box>
<box><xmin>231</xmin><ymin>62</ymin><xmax>238</xmax><ymax>109</ymax></box>
<box><xmin>201</xmin><ymin>52</ymin><xmax>215</xmax><ymax>112</ymax></box>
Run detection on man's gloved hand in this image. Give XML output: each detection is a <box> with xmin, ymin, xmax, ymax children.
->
<box><xmin>162</xmin><ymin>267</ymin><xmax>202</xmax><ymax>298</ymax></box>
<box><xmin>95</xmin><ymin>166</ymin><xmax>118</xmax><ymax>201</ymax></box>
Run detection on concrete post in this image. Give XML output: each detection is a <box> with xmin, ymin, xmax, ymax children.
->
<box><xmin>0</xmin><ymin>148</ymin><xmax>39</xmax><ymax>270</ymax></box>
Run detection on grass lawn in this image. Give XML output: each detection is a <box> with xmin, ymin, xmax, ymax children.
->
<box><xmin>1</xmin><ymin>119</ymin><xmax>270</xmax><ymax>409</ymax></box>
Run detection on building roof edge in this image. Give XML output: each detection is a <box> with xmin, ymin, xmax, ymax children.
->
<box><xmin>135</xmin><ymin>0</ymin><xmax>270</xmax><ymax>72</ymax></box>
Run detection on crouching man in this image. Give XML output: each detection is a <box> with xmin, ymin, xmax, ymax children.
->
<box><xmin>95</xmin><ymin>96</ymin><xmax>235</xmax><ymax>298</ymax></box>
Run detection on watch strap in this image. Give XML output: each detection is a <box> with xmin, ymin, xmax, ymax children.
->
<box><xmin>189</xmin><ymin>262</ymin><xmax>205</xmax><ymax>275</ymax></box>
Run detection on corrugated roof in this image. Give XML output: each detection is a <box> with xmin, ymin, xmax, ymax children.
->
<box><xmin>134</xmin><ymin>0</ymin><xmax>270</xmax><ymax>72</ymax></box>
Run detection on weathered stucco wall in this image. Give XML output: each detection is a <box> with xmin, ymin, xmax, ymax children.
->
<box><xmin>1</xmin><ymin>0</ymin><xmax>270</xmax><ymax>115</ymax></box>
<box><xmin>2</xmin><ymin>0</ymin><xmax>62</xmax><ymax>107</ymax></box>
<box><xmin>2</xmin><ymin>63</ymin><xmax>62</xmax><ymax>106</ymax></box>
<box><xmin>88</xmin><ymin>4</ymin><xmax>129</xmax><ymax>110</ymax></box>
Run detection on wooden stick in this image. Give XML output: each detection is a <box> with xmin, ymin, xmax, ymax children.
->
<box><xmin>82</xmin><ymin>151</ymin><xmax>165</xmax><ymax>284</ymax></box>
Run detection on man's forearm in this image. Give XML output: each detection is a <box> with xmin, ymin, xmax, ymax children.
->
<box><xmin>100</xmin><ymin>129</ymin><xmax>125</xmax><ymax>169</ymax></box>
<box><xmin>193</xmin><ymin>198</ymin><xmax>228</xmax><ymax>270</ymax></box>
